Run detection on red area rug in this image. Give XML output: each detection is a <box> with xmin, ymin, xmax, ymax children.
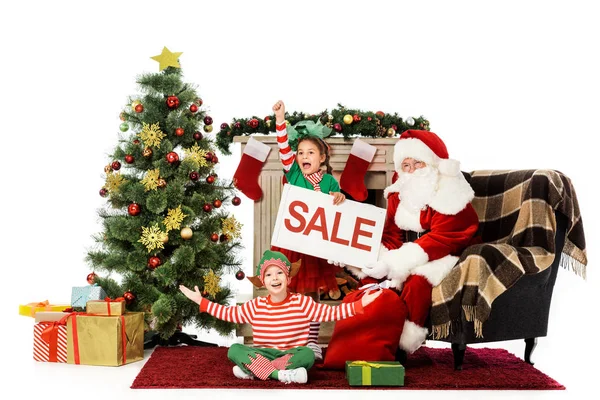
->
<box><xmin>131</xmin><ymin>346</ymin><xmax>564</xmax><ymax>390</ymax></box>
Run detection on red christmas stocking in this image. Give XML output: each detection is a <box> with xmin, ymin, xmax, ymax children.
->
<box><xmin>340</xmin><ymin>139</ymin><xmax>377</xmax><ymax>201</ymax></box>
<box><xmin>233</xmin><ymin>137</ymin><xmax>271</xmax><ymax>201</ymax></box>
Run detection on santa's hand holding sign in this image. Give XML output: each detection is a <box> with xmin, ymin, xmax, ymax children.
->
<box><xmin>347</xmin><ymin>130</ymin><xmax>479</xmax><ymax>355</ymax></box>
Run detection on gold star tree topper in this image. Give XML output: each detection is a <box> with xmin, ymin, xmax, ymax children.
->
<box><xmin>151</xmin><ymin>47</ymin><xmax>183</xmax><ymax>71</ymax></box>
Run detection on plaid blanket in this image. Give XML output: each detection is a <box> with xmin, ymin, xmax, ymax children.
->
<box><xmin>430</xmin><ymin>169</ymin><xmax>587</xmax><ymax>339</ymax></box>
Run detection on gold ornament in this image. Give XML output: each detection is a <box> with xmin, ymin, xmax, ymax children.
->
<box><xmin>221</xmin><ymin>216</ymin><xmax>242</xmax><ymax>239</ymax></box>
<box><xmin>104</xmin><ymin>165</ymin><xmax>113</xmax><ymax>174</ymax></box>
<box><xmin>138</xmin><ymin>224</ymin><xmax>167</xmax><ymax>252</ymax></box>
<box><xmin>203</xmin><ymin>125</ymin><xmax>213</xmax><ymax>133</ymax></box>
<box><xmin>387</xmin><ymin>127</ymin><xmax>396</xmax><ymax>137</ymax></box>
<box><xmin>163</xmin><ymin>206</ymin><xmax>187</xmax><ymax>232</ymax></box>
<box><xmin>203</xmin><ymin>269</ymin><xmax>221</xmax><ymax>297</ymax></box>
<box><xmin>131</xmin><ymin>100</ymin><xmax>141</xmax><ymax>111</ymax></box>
<box><xmin>328</xmin><ymin>114</ymin><xmax>334</xmax><ymax>120</ymax></box>
<box><xmin>162</xmin><ymin>234</ymin><xmax>169</xmax><ymax>244</ymax></box>
<box><xmin>139</xmin><ymin>122</ymin><xmax>166</xmax><ymax>148</ymax></box>
<box><xmin>150</xmin><ymin>47</ymin><xmax>183</xmax><ymax>71</ymax></box>
<box><xmin>266</xmin><ymin>120</ymin><xmax>271</xmax><ymax>128</ymax></box>
<box><xmin>180</xmin><ymin>227</ymin><xmax>193</xmax><ymax>240</ymax></box>
<box><xmin>105</xmin><ymin>172</ymin><xmax>126</xmax><ymax>193</ymax></box>
<box><xmin>143</xmin><ymin>147</ymin><xmax>153</xmax><ymax>158</ymax></box>
<box><xmin>343</xmin><ymin>114</ymin><xmax>353</xmax><ymax>125</ymax></box>
<box><xmin>157</xmin><ymin>178</ymin><xmax>167</xmax><ymax>188</ymax></box>
<box><xmin>183</xmin><ymin>144</ymin><xmax>208</xmax><ymax>168</ymax></box>
<box><xmin>141</xmin><ymin>169</ymin><xmax>161</xmax><ymax>191</ymax></box>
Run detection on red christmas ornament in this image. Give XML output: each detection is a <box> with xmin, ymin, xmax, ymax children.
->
<box><xmin>128</xmin><ymin>203</ymin><xmax>141</xmax><ymax>216</ymax></box>
<box><xmin>234</xmin><ymin>121</ymin><xmax>242</xmax><ymax>129</ymax></box>
<box><xmin>232</xmin><ymin>196</ymin><xmax>241</xmax><ymax>206</ymax></box>
<box><xmin>193</xmin><ymin>131</ymin><xmax>203</xmax><ymax>140</ymax></box>
<box><xmin>166</xmin><ymin>152</ymin><xmax>179</xmax><ymax>164</ymax></box>
<box><xmin>367</xmin><ymin>117</ymin><xmax>372</xmax><ymax>121</ymax></box>
<box><xmin>205</xmin><ymin>152</ymin><xmax>213</xmax><ymax>161</ymax></box>
<box><xmin>264</xmin><ymin>116</ymin><xmax>271</xmax><ymax>122</ymax></box>
<box><xmin>189</xmin><ymin>171</ymin><xmax>199</xmax><ymax>181</ymax></box>
<box><xmin>391</xmin><ymin>124</ymin><xmax>398</xmax><ymax>131</ymax></box>
<box><xmin>210</xmin><ymin>233</ymin><xmax>219</xmax><ymax>242</ymax></box>
<box><xmin>220</xmin><ymin>122</ymin><xmax>229</xmax><ymax>130</ymax></box>
<box><xmin>206</xmin><ymin>175</ymin><xmax>215</xmax><ymax>184</ymax></box>
<box><xmin>220</xmin><ymin>234</ymin><xmax>228</xmax><ymax>242</ymax></box>
<box><xmin>175</xmin><ymin>127</ymin><xmax>184</xmax><ymax>136</ymax></box>
<box><xmin>235</xmin><ymin>270</ymin><xmax>245</xmax><ymax>280</ymax></box>
<box><xmin>99</xmin><ymin>188</ymin><xmax>108</xmax><ymax>197</ymax></box>
<box><xmin>203</xmin><ymin>203</ymin><xmax>212</xmax><ymax>212</ymax></box>
<box><xmin>87</xmin><ymin>272</ymin><xmax>97</xmax><ymax>285</ymax></box>
<box><xmin>166</xmin><ymin>95</ymin><xmax>180</xmax><ymax>109</ymax></box>
<box><xmin>189</xmin><ymin>104</ymin><xmax>198</xmax><ymax>113</ymax></box>
<box><xmin>148</xmin><ymin>256</ymin><xmax>161</xmax><ymax>270</ymax></box>
<box><xmin>196</xmin><ymin>98</ymin><xmax>203</xmax><ymax>106</ymax></box>
<box><xmin>213</xmin><ymin>199</ymin><xmax>222</xmax><ymax>208</ymax></box>
<box><xmin>376</xmin><ymin>111</ymin><xmax>385</xmax><ymax>118</ymax></box>
<box><xmin>111</xmin><ymin>161</ymin><xmax>121</xmax><ymax>171</ymax></box>
<box><xmin>333</xmin><ymin>123</ymin><xmax>342</xmax><ymax>132</ymax></box>
<box><xmin>248</xmin><ymin>118</ymin><xmax>259</xmax><ymax>129</ymax></box>
<box><xmin>134</xmin><ymin>103</ymin><xmax>144</xmax><ymax>113</ymax></box>
<box><xmin>211</xmin><ymin>155</ymin><xmax>219</xmax><ymax>164</ymax></box>
<box><xmin>125</xmin><ymin>154</ymin><xmax>134</xmax><ymax>164</ymax></box>
<box><xmin>203</xmin><ymin>116</ymin><xmax>213</xmax><ymax>125</ymax></box>
<box><xmin>123</xmin><ymin>291</ymin><xmax>135</xmax><ymax>304</ymax></box>
<box><xmin>353</xmin><ymin>114</ymin><xmax>361</xmax><ymax>122</ymax></box>
<box><xmin>133</xmin><ymin>139</ymin><xmax>140</xmax><ymax>145</ymax></box>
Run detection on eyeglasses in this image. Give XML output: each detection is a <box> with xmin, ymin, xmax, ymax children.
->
<box><xmin>401</xmin><ymin>160</ymin><xmax>426</xmax><ymax>171</ymax></box>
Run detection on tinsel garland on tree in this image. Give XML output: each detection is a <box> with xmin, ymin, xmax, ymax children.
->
<box><xmin>216</xmin><ymin>103</ymin><xmax>430</xmax><ymax>154</ymax></box>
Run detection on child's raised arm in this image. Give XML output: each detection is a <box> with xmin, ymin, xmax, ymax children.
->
<box><xmin>272</xmin><ymin>100</ymin><xmax>294</xmax><ymax>172</ymax></box>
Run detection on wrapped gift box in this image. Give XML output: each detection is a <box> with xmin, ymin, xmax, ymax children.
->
<box><xmin>86</xmin><ymin>298</ymin><xmax>125</xmax><ymax>316</ymax></box>
<box><xmin>71</xmin><ymin>284</ymin><xmax>107</xmax><ymax>308</ymax></box>
<box><xmin>35</xmin><ymin>311</ymin><xmax>70</xmax><ymax>323</ymax></box>
<box><xmin>34</xmin><ymin>321</ymin><xmax>67</xmax><ymax>363</ymax></box>
<box><xmin>19</xmin><ymin>301</ymin><xmax>71</xmax><ymax>317</ymax></box>
<box><xmin>66</xmin><ymin>312</ymin><xmax>144</xmax><ymax>366</ymax></box>
<box><xmin>345</xmin><ymin>360</ymin><xmax>405</xmax><ymax>386</ymax></box>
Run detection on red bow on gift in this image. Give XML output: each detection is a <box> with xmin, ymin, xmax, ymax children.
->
<box><xmin>28</xmin><ymin>300</ymin><xmax>51</xmax><ymax>317</ymax></box>
<box><xmin>102</xmin><ymin>297</ymin><xmax>125</xmax><ymax>315</ymax></box>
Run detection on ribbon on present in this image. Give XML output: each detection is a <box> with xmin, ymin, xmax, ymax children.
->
<box><xmin>101</xmin><ymin>297</ymin><xmax>125</xmax><ymax>316</ymax></box>
<box><xmin>39</xmin><ymin>321</ymin><xmax>62</xmax><ymax>362</ymax></box>
<box><xmin>27</xmin><ymin>300</ymin><xmax>51</xmax><ymax>317</ymax></box>
<box><xmin>348</xmin><ymin>361</ymin><xmax>398</xmax><ymax>386</ymax></box>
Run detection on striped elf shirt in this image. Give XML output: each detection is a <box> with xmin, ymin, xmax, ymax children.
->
<box><xmin>200</xmin><ymin>292</ymin><xmax>364</xmax><ymax>350</ymax></box>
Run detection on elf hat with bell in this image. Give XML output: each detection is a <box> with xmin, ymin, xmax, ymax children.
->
<box><xmin>247</xmin><ymin>250</ymin><xmax>301</xmax><ymax>288</ymax></box>
<box><xmin>393</xmin><ymin>130</ymin><xmax>461</xmax><ymax>176</ymax></box>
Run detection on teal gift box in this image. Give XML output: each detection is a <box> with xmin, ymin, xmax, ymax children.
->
<box><xmin>71</xmin><ymin>284</ymin><xmax>107</xmax><ymax>309</ymax></box>
<box><xmin>345</xmin><ymin>360</ymin><xmax>405</xmax><ymax>386</ymax></box>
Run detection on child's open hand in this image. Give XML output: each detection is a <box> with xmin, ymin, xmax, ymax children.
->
<box><xmin>272</xmin><ymin>100</ymin><xmax>286</xmax><ymax>123</ymax></box>
<box><xmin>360</xmin><ymin>289</ymin><xmax>382</xmax><ymax>307</ymax></box>
<box><xmin>330</xmin><ymin>191</ymin><xmax>346</xmax><ymax>205</ymax></box>
<box><xmin>179</xmin><ymin>284</ymin><xmax>204</xmax><ymax>305</ymax></box>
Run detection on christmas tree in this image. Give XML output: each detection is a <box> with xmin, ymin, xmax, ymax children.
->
<box><xmin>86</xmin><ymin>48</ymin><xmax>243</xmax><ymax>345</ymax></box>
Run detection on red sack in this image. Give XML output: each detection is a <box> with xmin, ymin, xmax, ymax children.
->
<box><xmin>322</xmin><ymin>287</ymin><xmax>406</xmax><ymax>370</ymax></box>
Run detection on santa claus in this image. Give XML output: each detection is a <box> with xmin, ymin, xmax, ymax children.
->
<box><xmin>347</xmin><ymin>129</ymin><xmax>479</xmax><ymax>355</ymax></box>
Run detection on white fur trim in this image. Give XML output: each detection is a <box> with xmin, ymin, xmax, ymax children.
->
<box><xmin>399</xmin><ymin>320</ymin><xmax>429</xmax><ymax>354</ymax></box>
<box><xmin>383</xmin><ymin>181</ymin><xmax>402</xmax><ymax>199</ymax></box>
<box><xmin>382</xmin><ymin>242</ymin><xmax>429</xmax><ymax>285</ymax></box>
<box><xmin>394</xmin><ymin>203</ymin><xmax>425</xmax><ymax>233</ymax></box>
<box><xmin>393</xmin><ymin>138</ymin><xmax>441</xmax><ymax>171</ymax></box>
<box><xmin>345</xmin><ymin>265</ymin><xmax>368</xmax><ymax>280</ymax></box>
<box><xmin>350</xmin><ymin>138</ymin><xmax>377</xmax><ymax>162</ymax></box>
<box><xmin>427</xmin><ymin>173</ymin><xmax>475</xmax><ymax>215</ymax></box>
<box><xmin>244</xmin><ymin>137</ymin><xmax>271</xmax><ymax>162</ymax></box>
<box><xmin>412</xmin><ymin>255</ymin><xmax>459</xmax><ymax>287</ymax></box>
<box><xmin>437</xmin><ymin>158</ymin><xmax>461</xmax><ymax>177</ymax></box>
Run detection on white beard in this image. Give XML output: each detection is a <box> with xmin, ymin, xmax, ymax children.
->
<box><xmin>397</xmin><ymin>165</ymin><xmax>439</xmax><ymax>213</ymax></box>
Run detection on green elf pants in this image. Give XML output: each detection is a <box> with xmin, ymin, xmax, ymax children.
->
<box><xmin>227</xmin><ymin>343</ymin><xmax>315</xmax><ymax>380</ymax></box>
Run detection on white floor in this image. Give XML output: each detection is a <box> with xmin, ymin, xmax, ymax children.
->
<box><xmin>7</xmin><ymin>270</ymin><xmax>597</xmax><ymax>400</ymax></box>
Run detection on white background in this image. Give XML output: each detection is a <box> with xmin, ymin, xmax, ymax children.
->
<box><xmin>2</xmin><ymin>1</ymin><xmax>597</xmax><ymax>399</ymax></box>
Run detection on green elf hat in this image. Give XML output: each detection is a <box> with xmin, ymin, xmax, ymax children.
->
<box><xmin>287</xmin><ymin>120</ymin><xmax>333</xmax><ymax>151</ymax></box>
<box><xmin>247</xmin><ymin>250</ymin><xmax>301</xmax><ymax>288</ymax></box>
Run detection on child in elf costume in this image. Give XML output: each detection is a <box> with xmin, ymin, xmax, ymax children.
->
<box><xmin>269</xmin><ymin>100</ymin><xmax>345</xmax><ymax>361</ymax></box>
<box><xmin>179</xmin><ymin>250</ymin><xmax>381</xmax><ymax>384</ymax></box>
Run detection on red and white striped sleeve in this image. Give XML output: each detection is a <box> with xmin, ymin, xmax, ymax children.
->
<box><xmin>199</xmin><ymin>297</ymin><xmax>256</xmax><ymax>324</ymax></box>
<box><xmin>276</xmin><ymin>122</ymin><xmax>295</xmax><ymax>172</ymax></box>
<box><xmin>302</xmin><ymin>295</ymin><xmax>364</xmax><ymax>322</ymax></box>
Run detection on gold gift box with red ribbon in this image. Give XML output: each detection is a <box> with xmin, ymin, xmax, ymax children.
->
<box><xmin>85</xmin><ymin>297</ymin><xmax>126</xmax><ymax>316</ymax></box>
<box><xmin>66</xmin><ymin>312</ymin><xmax>144</xmax><ymax>366</ymax></box>
<box><xmin>19</xmin><ymin>300</ymin><xmax>71</xmax><ymax>317</ymax></box>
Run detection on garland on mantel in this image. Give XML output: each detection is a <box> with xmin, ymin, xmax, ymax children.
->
<box><xmin>215</xmin><ymin>103</ymin><xmax>429</xmax><ymax>154</ymax></box>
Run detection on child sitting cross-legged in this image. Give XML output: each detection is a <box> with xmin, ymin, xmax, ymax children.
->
<box><xmin>179</xmin><ymin>250</ymin><xmax>382</xmax><ymax>384</ymax></box>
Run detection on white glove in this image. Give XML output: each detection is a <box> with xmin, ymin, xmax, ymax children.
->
<box><xmin>362</xmin><ymin>259</ymin><xmax>391</xmax><ymax>279</ymax></box>
<box><xmin>327</xmin><ymin>259</ymin><xmax>346</xmax><ymax>268</ymax></box>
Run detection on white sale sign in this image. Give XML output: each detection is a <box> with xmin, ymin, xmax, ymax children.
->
<box><xmin>271</xmin><ymin>184</ymin><xmax>386</xmax><ymax>267</ymax></box>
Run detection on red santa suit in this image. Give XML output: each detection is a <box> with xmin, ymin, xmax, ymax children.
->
<box><xmin>357</xmin><ymin>130</ymin><xmax>479</xmax><ymax>354</ymax></box>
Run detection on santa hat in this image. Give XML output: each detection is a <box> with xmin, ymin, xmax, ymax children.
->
<box><xmin>393</xmin><ymin>130</ymin><xmax>461</xmax><ymax>177</ymax></box>
<box><xmin>247</xmin><ymin>250</ymin><xmax>301</xmax><ymax>288</ymax></box>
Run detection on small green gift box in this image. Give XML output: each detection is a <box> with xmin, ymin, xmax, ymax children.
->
<box><xmin>345</xmin><ymin>360</ymin><xmax>405</xmax><ymax>386</ymax></box>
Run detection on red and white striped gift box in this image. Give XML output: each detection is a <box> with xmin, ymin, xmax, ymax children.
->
<box><xmin>33</xmin><ymin>322</ymin><xmax>67</xmax><ymax>363</ymax></box>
